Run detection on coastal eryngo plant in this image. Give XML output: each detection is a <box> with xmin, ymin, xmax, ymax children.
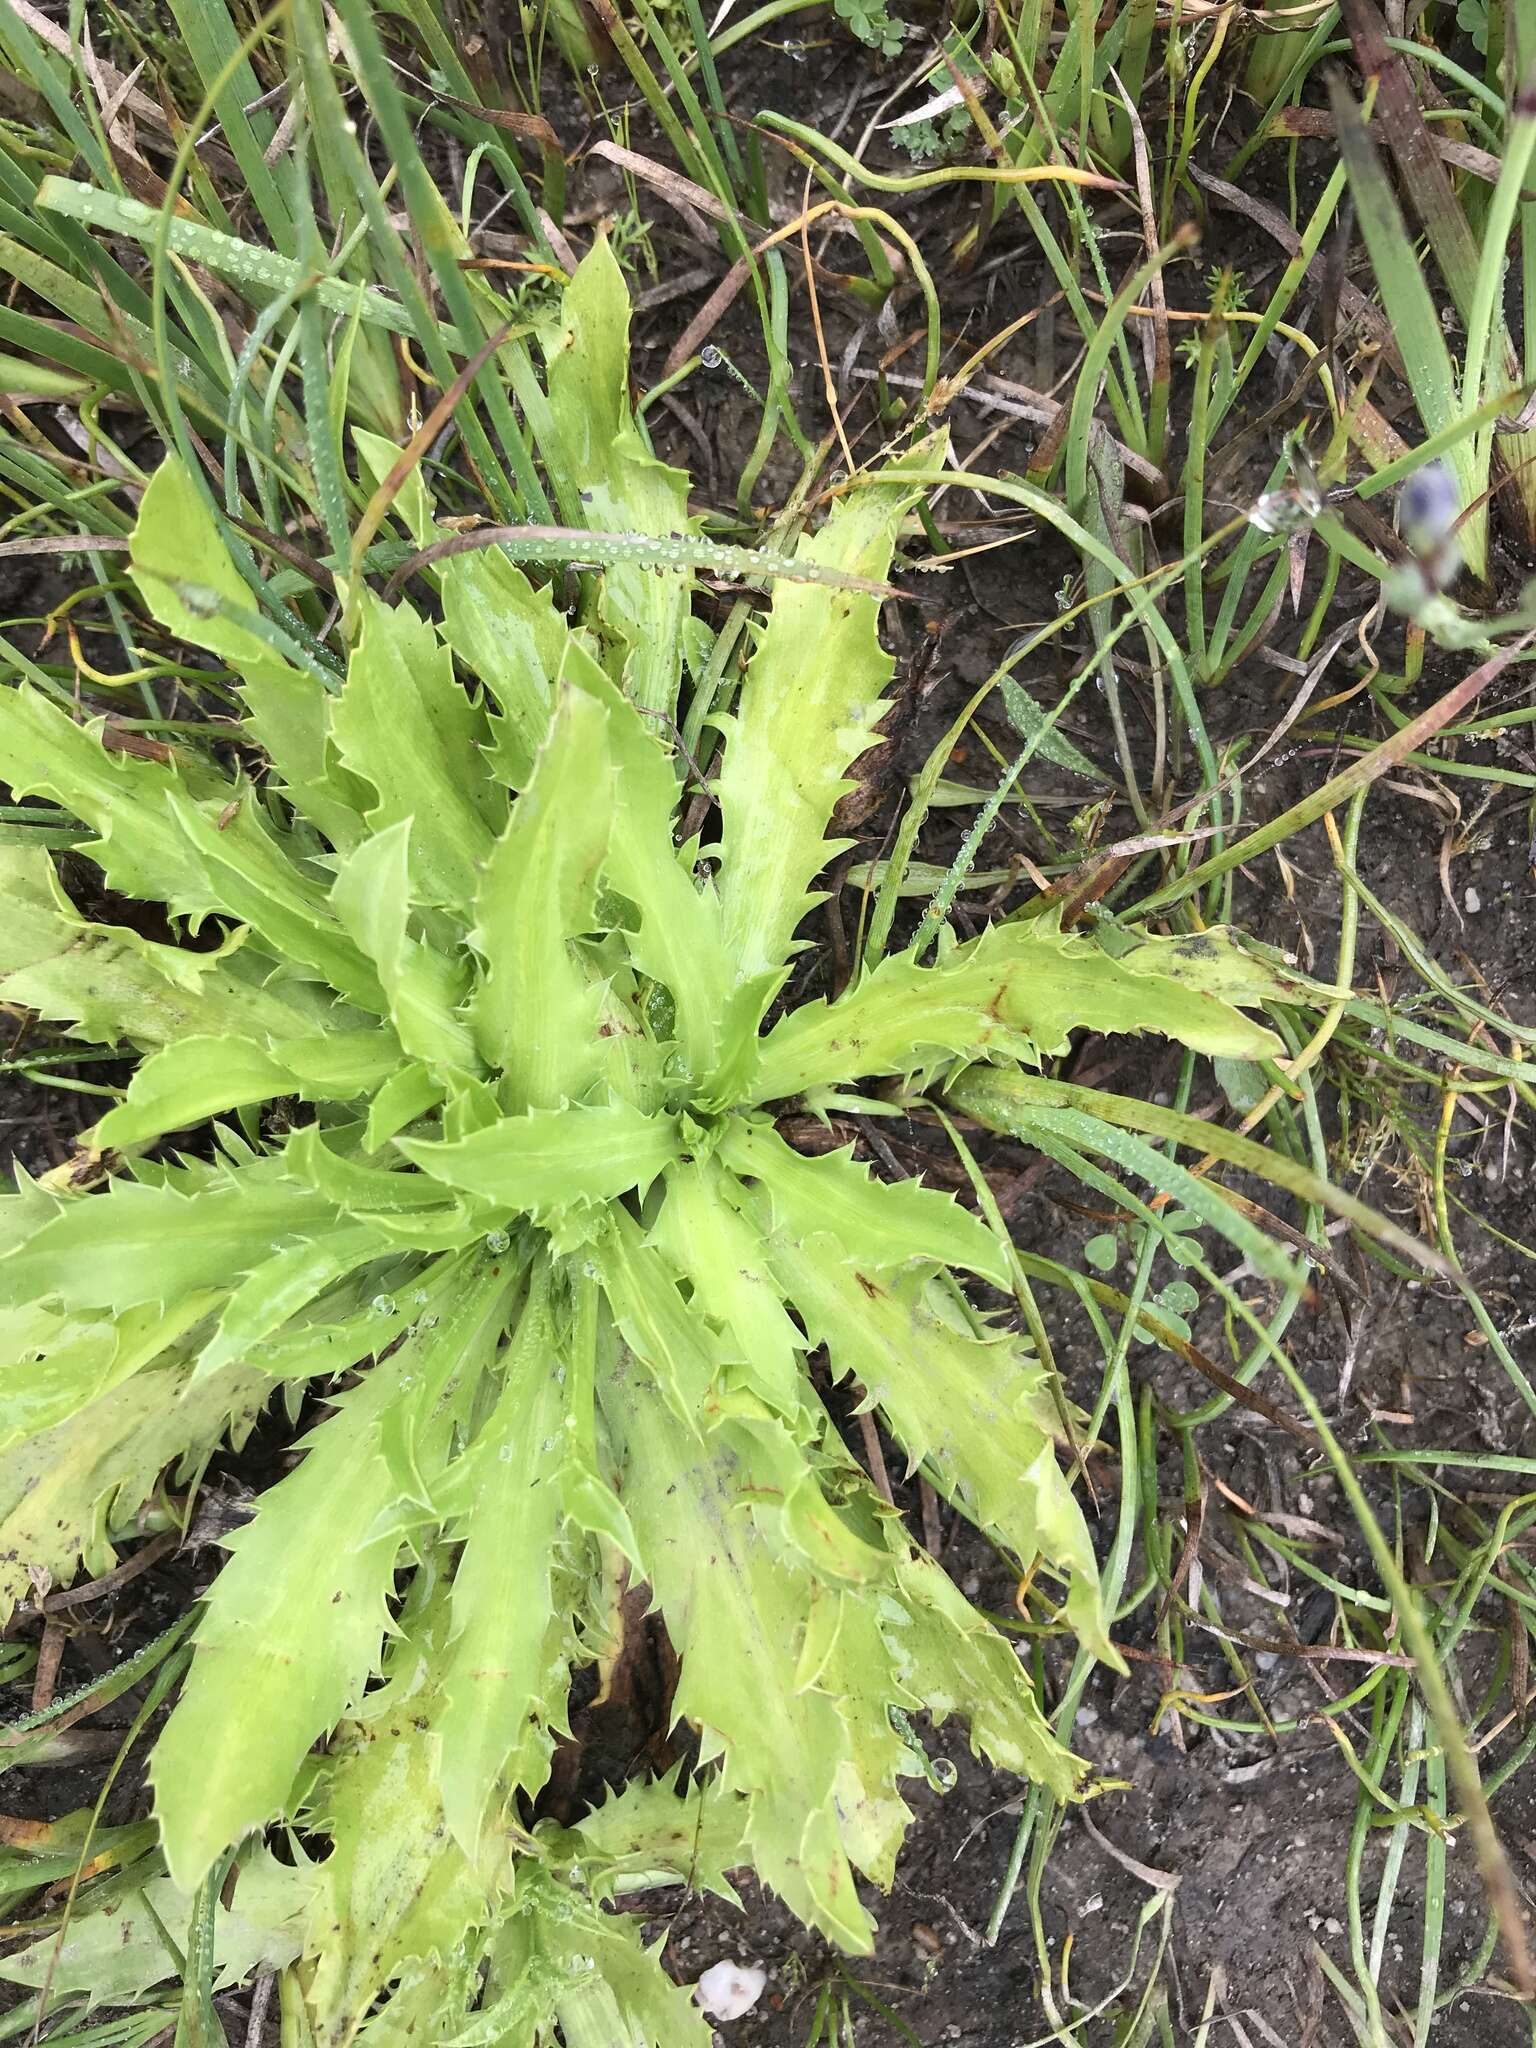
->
<box><xmin>0</xmin><ymin>245</ymin><xmax>1288</xmax><ymax>2037</ymax></box>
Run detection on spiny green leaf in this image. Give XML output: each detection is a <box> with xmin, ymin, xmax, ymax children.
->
<box><xmin>303</xmin><ymin>1587</ymin><xmax>488</xmax><ymax>2048</ymax></box>
<box><xmin>0</xmin><ymin>1357</ymin><xmax>269</xmax><ymax>1623</ymax></box>
<box><xmin>0</xmin><ymin>1174</ymin><xmax>338</xmax><ymax>1313</ymax></box>
<box><xmin>281</xmin><ymin>1122</ymin><xmax>479</xmax><ymax>1221</ymax></box>
<box><xmin>398</xmin><ymin>1101</ymin><xmax>681</xmax><ymax>1215</ymax></box>
<box><xmin>438</xmin><ymin>549</ymin><xmax>561</xmax><ymax>787</ymax></box>
<box><xmin>330</xmin><ymin>820</ymin><xmax>478</xmax><ymax>1075</ymax></box>
<box><xmin>884</xmin><ymin>1544</ymin><xmax>1083</xmax><ymax>1791</ymax></box>
<box><xmin>0</xmin><ymin>683</ymin><xmax>238</xmax><ymax>913</ymax></box>
<box><xmin>762</xmin><ymin>1222</ymin><xmax>1115</xmax><ymax>1666</ymax></box>
<box><xmin>650</xmin><ymin>1154</ymin><xmax>809</xmax><ymax>1423</ymax></box>
<box><xmin>604</xmin><ymin>1372</ymin><xmax>879</xmax><ymax>1950</ymax></box>
<box><xmin>329</xmin><ymin>593</ymin><xmax>499</xmax><ymax>909</ymax></box>
<box><xmin>154</xmin><ymin>1258</ymin><xmax>514</xmax><ymax>1891</ymax></box>
<box><xmin>469</xmin><ymin>682</ymin><xmax>612</xmax><ymax>1107</ymax></box>
<box><xmin>549</xmin><ymin>647</ymin><xmax>736</xmax><ymax>1085</ymax></box>
<box><xmin>712</xmin><ymin>435</ymin><xmax>941</xmax><ymax>1001</ymax></box>
<box><xmin>459</xmin><ymin>1871</ymin><xmax>711</xmax><ymax>2048</ymax></box>
<box><xmin>0</xmin><ymin>843</ymin><xmax>332</xmax><ymax>1052</ymax></box>
<box><xmin>721</xmin><ymin>1116</ymin><xmax>1010</xmax><ymax>1287</ymax></box>
<box><xmin>366</xmin><ymin>1061</ymin><xmax>447</xmax><ymax>1151</ymax></box>
<box><xmin>190</xmin><ymin>1221</ymin><xmax>399</xmax><ymax>1382</ymax></box>
<box><xmin>589</xmin><ymin>1202</ymin><xmax>720</xmax><ymax>1427</ymax></box>
<box><xmin>160</xmin><ymin>788</ymin><xmax>383</xmax><ymax>1010</ymax></box>
<box><xmin>434</xmin><ymin>1260</ymin><xmax>573</xmax><ymax>1856</ymax></box>
<box><xmin>543</xmin><ymin>237</ymin><xmax>694</xmax><ymax>719</ymax></box>
<box><xmin>562</xmin><ymin>1770</ymin><xmax>746</xmax><ymax>1907</ymax></box>
<box><xmin>94</xmin><ymin>1035</ymin><xmax>307</xmax><ymax>1150</ymax></box>
<box><xmin>747</xmin><ymin>914</ymin><xmax>1283</xmax><ymax>1102</ymax></box>
<box><xmin>0</xmin><ymin>1294</ymin><xmax>214</xmax><ymax>1451</ymax></box>
<box><xmin>0</xmin><ymin>1846</ymin><xmax>319</xmax><ymax>2009</ymax></box>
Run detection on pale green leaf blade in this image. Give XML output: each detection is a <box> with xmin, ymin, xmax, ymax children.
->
<box><xmin>366</xmin><ymin>1061</ymin><xmax>446</xmax><ymax>1151</ymax></box>
<box><xmin>0</xmin><ymin>843</ymin><xmax>324</xmax><ymax>1052</ymax></box>
<box><xmin>885</xmin><ymin>1545</ymin><xmax>1083</xmax><ymax>1792</ymax></box>
<box><xmin>713</xmin><ymin>435</ymin><xmax>943</xmax><ymax>998</ymax></box>
<box><xmin>153</xmin><ymin>1260</ymin><xmax>513</xmax><ymax>1890</ymax></box>
<box><xmin>0</xmin><ymin>1357</ymin><xmax>270</xmax><ymax>1623</ymax></box>
<box><xmin>331</xmin><ymin>820</ymin><xmax>478</xmax><ymax>1075</ymax></box>
<box><xmin>269</xmin><ymin>1029</ymin><xmax>405</xmax><ymax>1097</ymax></box>
<box><xmin>161</xmin><ymin>789</ymin><xmax>383</xmax><ymax>1010</ymax></box>
<box><xmin>192</xmin><ymin>1221</ymin><xmax>397</xmax><ymax>1381</ymax></box>
<box><xmin>94</xmin><ymin>1035</ymin><xmax>299</xmax><ymax>1149</ymax></box>
<box><xmin>153</xmin><ymin>1365</ymin><xmax>408</xmax><ymax>1889</ymax></box>
<box><xmin>720</xmin><ymin>1116</ymin><xmax>1010</xmax><ymax>1287</ymax></box>
<box><xmin>764</xmin><ymin>1224</ymin><xmax>1115</xmax><ymax>1665</ymax></box>
<box><xmin>469</xmin><ymin>681</ymin><xmax>613</xmax><ymax>1106</ymax></box>
<box><xmin>544</xmin><ymin>238</ymin><xmax>694</xmax><ymax>718</ymax></box>
<box><xmin>0</xmin><ymin>1293</ymin><xmax>215</xmax><ymax>1451</ymax></box>
<box><xmin>328</xmin><ymin>592</ymin><xmax>499</xmax><ymax>908</ymax></box>
<box><xmin>398</xmin><ymin>1101</ymin><xmax>680</xmax><ymax>1215</ymax></box>
<box><xmin>467</xmin><ymin>1874</ymin><xmax>712</xmax><ymax>2048</ymax></box>
<box><xmin>544</xmin><ymin>1894</ymin><xmax>713</xmax><ymax>2048</ymax></box>
<box><xmin>128</xmin><ymin>454</ymin><xmax>302</xmax><ymax>681</ymax></box>
<box><xmin>604</xmin><ymin>1379</ymin><xmax>876</xmax><ymax>1950</ymax></box>
<box><xmin>303</xmin><ymin>1592</ymin><xmax>486</xmax><ymax>2046</ymax></box>
<box><xmin>0</xmin><ymin>1177</ymin><xmax>337</xmax><ymax>1313</ymax></box>
<box><xmin>569</xmin><ymin>1772</ymin><xmax>747</xmax><ymax>1907</ymax></box>
<box><xmin>0</xmin><ymin>683</ymin><xmax>228</xmax><ymax>912</ymax></box>
<box><xmin>438</xmin><ymin>549</ymin><xmax>559</xmax><ymax>786</ymax></box>
<box><xmin>555</xmin><ymin>648</ymin><xmax>734</xmax><ymax>1083</ymax></box>
<box><xmin>354</xmin><ymin>425</ymin><xmax>435</xmax><ymax>545</ymax></box>
<box><xmin>239</xmin><ymin>659</ymin><xmax>375</xmax><ymax>852</ymax></box>
<box><xmin>0</xmin><ymin>1846</ymin><xmax>319</xmax><ymax>2008</ymax></box>
<box><xmin>748</xmin><ymin>916</ymin><xmax>1283</xmax><ymax>1103</ymax></box>
<box><xmin>435</xmin><ymin>1265</ymin><xmax>571</xmax><ymax>1854</ymax></box>
<box><xmin>649</xmin><ymin>1155</ymin><xmax>808</xmax><ymax>1422</ymax></box>
<box><xmin>589</xmin><ymin>1202</ymin><xmax>720</xmax><ymax>1424</ymax></box>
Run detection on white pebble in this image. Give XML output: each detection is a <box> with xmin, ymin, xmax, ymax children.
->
<box><xmin>695</xmin><ymin>1962</ymin><xmax>767</xmax><ymax>2021</ymax></box>
<box><xmin>1465</xmin><ymin>886</ymin><xmax>1481</xmax><ymax>913</ymax></box>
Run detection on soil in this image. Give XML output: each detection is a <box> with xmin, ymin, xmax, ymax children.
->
<box><xmin>4</xmin><ymin>14</ymin><xmax>1536</xmax><ymax>2048</ymax></box>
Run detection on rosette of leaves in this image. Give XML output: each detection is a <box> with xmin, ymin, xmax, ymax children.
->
<box><xmin>0</xmin><ymin>245</ymin><xmax>1289</xmax><ymax>2038</ymax></box>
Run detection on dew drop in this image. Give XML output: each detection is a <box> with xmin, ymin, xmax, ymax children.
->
<box><xmin>372</xmin><ymin>1293</ymin><xmax>398</xmax><ymax>1316</ymax></box>
<box><xmin>485</xmin><ymin>1227</ymin><xmax>511</xmax><ymax>1254</ymax></box>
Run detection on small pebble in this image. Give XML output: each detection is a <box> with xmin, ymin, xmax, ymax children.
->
<box><xmin>1465</xmin><ymin>885</ymin><xmax>1481</xmax><ymax>913</ymax></box>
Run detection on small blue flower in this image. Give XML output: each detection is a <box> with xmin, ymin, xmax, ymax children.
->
<box><xmin>1399</xmin><ymin>461</ymin><xmax>1461</xmax><ymax>553</ymax></box>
